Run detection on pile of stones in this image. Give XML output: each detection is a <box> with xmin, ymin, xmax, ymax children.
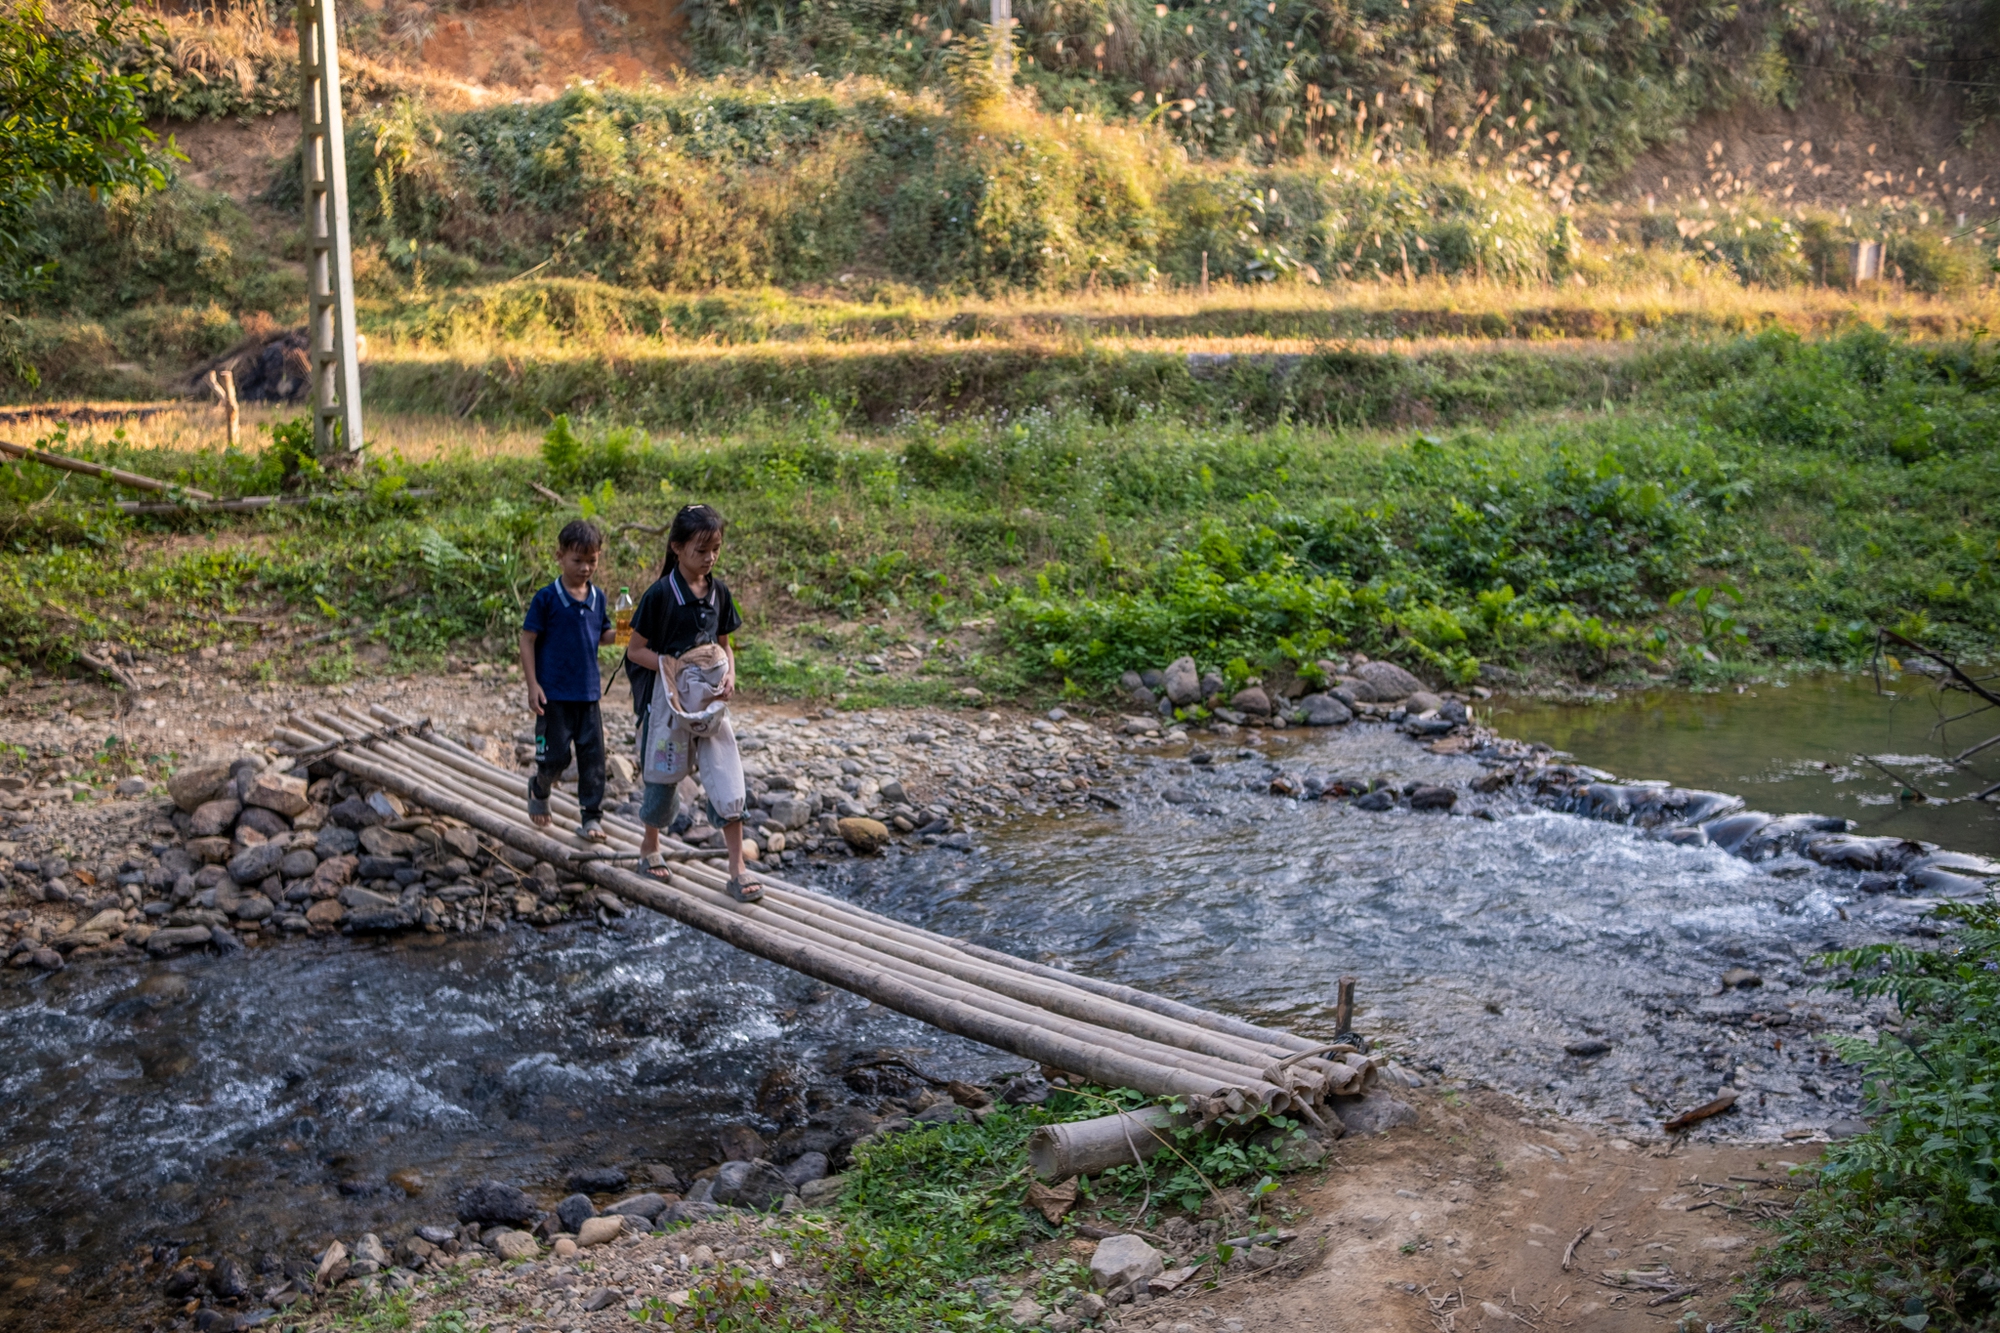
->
<box><xmin>1117</xmin><ymin>653</ymin><xmax>1477</xmax><ymax>737</ymax></box>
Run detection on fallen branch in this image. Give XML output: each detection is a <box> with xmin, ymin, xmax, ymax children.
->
<box><xmin>1561</xmin><ymin>1224</ymin><xmax>1592</xmax><ymax>1272</ymax></box>
<box><xmin>529</xmin><ymin>482</ymin><xmax>565</xmax><ymax>504</ymax></box>
<box><xmin>1883</xmin><ymin>630</ymin><xmax>2000</xmax><ymax>713</ymax></box>
<box><xmin>75</xmin><ymin>649</ymin><xmax>138</xmax><ymax>692</ymax></box>
<box><xmin>1663</xmin><ymin>1088</ymin><xmax>1738</xmax><ymax>1133</ymax></box>
<box><xmin>1952</xmin><ymin>732</ymin><xmax>2000</xmax><ymax>765</ymax></box>
<box><xmin>1856</xmin><ymin>753</ymin><xmax>1932</xmax><ymax>802</ymax></box>
<box><xmin>117</xmin><ymin>488</ymin><xmax>434</xmax><ymax>516</ymax></box>
<box><xmin>1646</xmin><ymin>1286</ymin><xmax>1700</xmax><ymax>1307</ymax></box>
<box><xmin>0</xmin><ymin>437</ymin><xmax>215</xmax><ymax>501</ymax></box>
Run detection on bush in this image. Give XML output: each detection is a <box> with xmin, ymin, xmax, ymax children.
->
<box><xmin>1743</xmin><ymin>900</ymin><xmax>2000</xmax><ymax>1331</ymax></box>
<box><xmin>12</xmin><ymin>184</ymin><xmax>283</xmax><ymax>318</ymax></box>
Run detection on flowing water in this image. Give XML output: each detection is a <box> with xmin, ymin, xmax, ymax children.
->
<box><xmin>1</xmin><ymin>677</ymin><xmax>1978</xmax><ymax>1328</ymax></box>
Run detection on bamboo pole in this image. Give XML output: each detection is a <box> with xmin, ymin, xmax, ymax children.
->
<box><xmin>317</xmin><ymin>742</ymin><xmax>1250</xmax><ymax>1105</ymax></box>
<box><xmin>343</xmin><ymin>710</ymin><xmax>1319</xmax><ymax>1084</ymax></box>
<box><xmin>0</xmin><ymin>437</ymin><xmax>216</xmax><ymax>501</ymax></box>
<box><xmin>312</xmin><ymin>722</ymin><xmax>1299</xmax><ymax>1101</ymax></box>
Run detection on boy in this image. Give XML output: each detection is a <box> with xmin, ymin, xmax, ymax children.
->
<box><xmin>520</xmin><ymin>519</ymin><xmax>615</xmax><ymax>841</ymax></box>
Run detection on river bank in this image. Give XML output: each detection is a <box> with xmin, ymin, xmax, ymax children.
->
<box><xmin>2</xmin><ymin>654</ymin><xmax>1991</xmax><ymax>1332</ymax></box>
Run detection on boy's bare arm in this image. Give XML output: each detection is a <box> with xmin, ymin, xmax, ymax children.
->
<box><xmin>518</xmin><ymin>630</ymin><xmax>547</xmax><ymax>715</ymax></box>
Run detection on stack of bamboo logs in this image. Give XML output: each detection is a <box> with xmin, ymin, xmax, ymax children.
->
<box><xmin>274</xmin><ymin>701</ymin><xmax>1357</xmax><ymax>1124</ymax></box>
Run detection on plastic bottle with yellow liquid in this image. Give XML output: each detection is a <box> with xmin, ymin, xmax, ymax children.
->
<box><xmin>613</xmin><ymin>587</ymin><xmax>635</xmax><ymax>646</ymax></box>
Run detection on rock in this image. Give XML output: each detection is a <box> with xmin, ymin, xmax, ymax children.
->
<box><xmin>236</xmin><ymin>805</ymin><xmax>291</xmax><ymax>839</ymax></box>
<box><xmin>1091</xmin><ymin>1235</ymin><xmax>1164</xmax><ymax>1290</ymax></box>
<box><xmin>552</xmin><ymin>1237</ymin><xmax>579</xmax><ymax>1259</ymax></box>
<box><xmin>366</xmin><ymin>791</ymin><xmax>406</xmax><ymax>820</ymax></box>
<box><xmin>169</xmin><ymin>763</ymin><xmax>234</xmax><ymax>812</ymax></box>
<box><xmin>1005</xmin><ymin>1296</ymin><xmax>1047</xmax><ymax>1329</ymax></box>
<box><xmin>1408</xmin><ymin>785</ymin><xmax>1457</xmax><ymax>812</ymax></box>
<box><xmin>1353</xmin><ymin>789</ymin><xmax>1396</xmax><ymax>812</ymax></box>
<box><xmin>569</xmin><ymin>1166</ymin><xmax>629</xmax><ymax>1193</ymax></box>
<box><xmin>113</xmin><ymin>774</ymin><xmax>150</xmax><ymax>796</ymax></box>
<box><xmin>1564</xmin><ymin>1039</ymin><xmax>1612</xmax><ymax>1057</ymax></box>
<box><xmin>767</xmin><ymin>796</ymin><xmax>813</xmax><ymax>830</ymax></box>
<box><xmin>315</xmin><ymin>1240</ymin><xmax>349</xmax><ymax>1288</ymax></box>
<box><xmin>1229</xmin><ymin>686</ymin><xmax>1272</xmax><ymax>716</ymax></box>
<box><xmin>186</xmin><ymin>836</ymin><xmax>233</xmax><ymax>864</ymax></box>
<box><xmin>661</xmin><ymin>1200</ymin><xmax>728</xmax><ymax>1225</ymax></box>
<box><xmin>146</xmin><ymin>925</ymin><xmax>214</xmax><ymax>956</ymax></box>
<box><xmin>305</xmin><ymin>900</ymin><xmax>346</xmax><ymax>927</ymax></box>
<box><xmin>27</xmin><ymin>947</ymin><xmax>62</xmax><ymax>971</ymax></box>
<box><xmin>711</xmin><ymin>1159</ymin><xmax>793</xmax><ymax>1211</ymax></box>
<box><xmin>1296</xmin><ymin>694</ymin><xmax>1352</xmax><ymax>727</ymax></box>
<box><xmin>457</xmin><ymin>1179</ymin><xmax>537</xmax><ymax>1226</ymax></box>
<box><xmin>190</xmin><ymin>798</ymin><xmax>243</xmax><ymax>838</ymax></box>
<box><xmin>1164</xmin><ymin>657</ymin><xmax>1201</xmax><ymax>706</ymax></box>
<box><xmin>913</xmin><ymin>1103</ymin><xmax>973</xmax><ymax>1125</ymax></box>
<box><xmin>1119</xmin><ymin>671</ymin><xmax>1144</xmax><ymax>694</ymax></box>
<box><xmin>328</xmin><ymin>796</ymin><xmax>381</xmax><ymax>829</ymax></box>
<box><xmin>354</xmin><ymin>855</ymin><xmax>409</xmax><ymax>881</ymax></box>
<box><xmin>1352</xmin><ymin>659</ymin><xmax>1425</xmax><ymax>700</ymax></box>
<box><xmin>209</xmin><ymin>925</ymin><xmax>242</xmax><ymax>952</ymax></box>
<box><xmin>352</xmin><ymin>1233</ymin><xmax>390</xmax><ymax>1266</ymax></box>
<box><xmin>339</xmin><ymin>885</ymin><xmax>401</xmax><ymax>912</ymax></box>
<box><xmin>837</xmin><ymin>817</ymin><xmax>891</xmax><ymax>853</ymax></box>
<box><xmin>227</xmin><ymin>841</ymin><xmax>287</xmax><ymax>886</ymax></box>
<box><xmin>493</xmin><ymin>1230</ymin><xmax>539</xmax><ymax>1261</ymax></box>
<box><xmin>1072</xmin><ymin>1293</ymin><xmax>1107</xmax><ymax>1320</ymax></box>
<box><xmin>576</xmin><ymin>1216</ymin><xmax>625</xmax><ymax>1248</ymax></box>
<box><xmin>1337</xmin><ymin>1091</ymin><xmax>1420</xmax><ymax>1135</ymax></box>
<box><xmin>359</xmin><ymin>826</ymin><xmax>420</xmax><ymax>858</ymax></box>
<box><xmin>782</xmin><ymin>1152</ymin><xmax>829</xmax><ymax>1188</ymax></box>
<box><xmin>1722</xmin><ymin>967</ymin><xmax>1762</xmax><ymax>990</ymax></box>
<box><xmin>556</xmin><ymin>1193</ymin><xmax>597</xmax><ymax>1233</ymax></box>
<box><xmin>1405</xmin><ymin>690</ymin><xmax>1445</xmax><ymax>715</ymax></box>
<box><xmin>280</xmin><ymin>849</ymin><xmax>319</xmax><ymax>880</ymax></box>
<box><xmin>1160</xmin><ymin>786</ymin><xmax>1198</xmax><ymax>805</ymax></box>
<box><xmin>81</xmin><ymin>908</ymin><xmax>125</xmax><ymax>934</ymax></box>
<box><xmin>584</xmin><ymin>1286</ymin><xmax>623</xmax><ymax>1312</ymax></box>
<box><xmin>234</xmin><ymin>893</ymin><xmax>275</xmax><ymax>922</ymax></box>
<box><xmin>799</xmin><ymin>1174</ymin><xmax>845</xmax><ymax>1204</ymax></box>
<box><xmin>603</xmin><ymin>1192</ymin><xmax>670</xmax><ymax>1221</ymax></box>
<box><xmin>243</xmin><ymin>770</ymin><xmax>310</xmax><ymax>817</ymax></box>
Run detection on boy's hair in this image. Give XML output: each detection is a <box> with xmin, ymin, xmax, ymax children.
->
<box><xmin>662</xmin><ymin>504</ymin><xmax>726</xmax><ymax>575</ymax></box>
<box><xmin>557</xmin><ymin>518</ymin><xmax>604</xmax><ymax>553</ymax></box>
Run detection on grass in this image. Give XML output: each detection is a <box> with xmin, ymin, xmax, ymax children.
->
<box><xmin>2</xmin><ymin>328</ymin><xmax>1998</xmax><ymax>705</ymax></box>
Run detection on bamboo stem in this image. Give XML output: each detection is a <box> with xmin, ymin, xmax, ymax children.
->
<box><xmin>0</xmin><ymin>437</ymin><xmax>216</xmax><ymax>501</ymax></box>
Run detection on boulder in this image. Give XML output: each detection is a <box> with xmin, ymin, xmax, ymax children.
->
<box><xmin>243</xmin><ymin>771</ymin><xmax>310</xmax><ymax>817</ymax></box>
<box><xmin>356</xmin><ymin>855</ymin><xmax>411</xmax><ymax>881</ymax></box>
<box><xmin>1404</xmin><ymin>690</ymin><xmax>1445</xmax><ymax>716</ymax></box>
<box><xmin>279</xmin><ymin>849</ymin><xmax>319</xmax><ymax>880</ymax></box>
<box><xmin>82</xmin><ymin>908</ymin><xmax>126</xmax><ymax>934</ymax></box>
<box><xmin>186</xmin><ymin>836</ymin><xmax>233</xmax><ymax>865</ymax></box>
<box><xmin>1337</xmin><ymin>1091</ymin><xmax>1420</xmax><ymax>1135</ymax></box>
<box><xmin>576</xmin><ymin>1216</ymin><xmax>625</xmax><ymax>1248</ymax></box>
<box><xmin>236</xmin><ymin>805</ymin><xmax>292</xmax><ymax>840</ymax></box>
<box><xmin>782</xmin><ymin>1153</ymin><xmax>829</xmax><ymax>1188</ymax></box>
<box><xmin>837</xmin><ymin>817</ymin><xmax>891</xmax><ymax>853</ymax></box>
<box><xmin>1229</xmin><ymin>686</ymin><xmax>1272</xmax><ymax>717</ymax></box>
<box><xmin>146</xmin><ymin>925</ymin><xmax>214</xmax><ymax>956</ymax></box>
<box><xmin>328</xmin><ymin>796</ymin><xmax>382</xmax><ymax>829</ymax></box>
<box><xmin>556</xmin><ymin>1193</ymin><xmax>597</xmax><ymax>1234</ymax></box>
<box><xmin>359</xmin><ymin>826</ymin><xmax>420</xmax><ymax>858</ymax></box>
<box><xmin>234</xmin><ymin>893</ymin><xmax>275</xmax><ymax>922</ymax></box>
<box><xmin>305</xmin><ymin>899</ymin><xmax>346</xmax><ymax>927</ymax></box>
<box><xmin>1352</xmin><ymin>660</ymin><xmax>1425</xmax><ymax>701</ymax></box>
<box><xmin>226</xmin><ymin>841</ymin><xmax>288</xmax><ymax>886</ymax></box>
<box><xmin>602</xmin><ymin>1192</ymin><xmax>670</xmax><ymax>1222</ymax></box>
<box><xmin>767</xmin><ymin>796</ymin><xmax>813</xmax><ymax>831</ymax></box>
<box><xmin>315</xmin><ymin>826</ymin><xmax>360</xmax><ymax>858</ymax></box>
<box><xmin>711</xmin><ymin>1159</ymin><xmax>793</xmax><ymax>1211</ymax></box>
<box><xmin>1090</xmin><ymin>1234</ymin><xmax>1164</xmax><ymax>1291</ymax></box>
<box><xmin>493</xmin><ymin>1230</ymin><xmax>539</xmax><ymax>1261</ymax></box>
<box><xmin>1163</xmin><ymin>656</ymin><xmax>1201</xmax><ymax>707</ymax></box>
<box><xmin>569</xmin><ymin>1166</ymin><xmax>629</xmax><ymax>1193</ymax></box>
<box><xmin>312</xmin><ymin>854</ymin><xmax>357</xmax><ymax>890</ymax></box>
<box><xmin>340</xmin><ymin>885</ymin><xmax>401</xmax><ymax>913</ymax></box>
<box><xmin>1296</xmin><ymin>694</ymin><xmax>1353</xmax><ymax>727</ymax></box>
<box><xmin>1408</xmin><ymin>785</ymin><xmax>1458</xmax><ymax>812</ymax></box>
<box><xmin>168</xmin><ymin>763</ymin><xmax>233</xmax><ymax>812</ymax></box>
<box><xmin>457</xmin><ymin>1179</ymin><xmax>538</xmax><ymax>1226</ymax></box>
<box><xmin>190</xmin><ymin>798</ymin><xmax>242</xmax><ymax>838</ymax></box>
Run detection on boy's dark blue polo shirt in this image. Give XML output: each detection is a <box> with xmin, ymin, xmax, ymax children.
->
<box><xmin>523</xmin><ymin>580</ymin><xmax>609</xmax><ymax>701</ymax></box>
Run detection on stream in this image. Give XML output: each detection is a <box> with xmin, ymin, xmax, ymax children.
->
<box><xmin>1</xmin><ymin>675</ymin><xmax>1982</xmax><ymax>1329</ymax></box>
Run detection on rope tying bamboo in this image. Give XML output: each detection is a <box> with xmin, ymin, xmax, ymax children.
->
<box><xmin>276</xmin><ymin>699</ymin><xmax>1361</xmax><ymax>1122</ymax></box>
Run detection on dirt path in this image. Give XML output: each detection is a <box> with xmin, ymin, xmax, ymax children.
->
<box><xmin>1139</xmin><ymin>1091</ymin><xmax>1793</xmax><ymax>1333</ymax></box>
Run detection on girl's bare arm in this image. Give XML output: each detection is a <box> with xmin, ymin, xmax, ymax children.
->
<box><xmin>629</xmin><ymin>633</ymin><xmax>683</xmax><ymax>708</ymax></box>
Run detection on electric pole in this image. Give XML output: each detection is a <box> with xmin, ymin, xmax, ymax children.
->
<box><xmin>298</xmin><ymin>0</ymin><xmax>365</xmax><ymax>462</ymax></box>
<box><xmin>991</xmin><ymin>0</ymin><xmax>1012</xmax><ymax>78</ymax></box>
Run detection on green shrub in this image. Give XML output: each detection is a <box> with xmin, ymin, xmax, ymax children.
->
<box><xmin>1743</xmin><ymin>900</ymin><xmax>2000</xmax><ymax>1331</ymax></box>
<box><xmin>12</xmin><ymin>184</ymin><xmax>281</xmax><ymax>318</ymax></box>
<box><xmin>1886</xmin><ymin>228</ymin><xmax>1980</xmax><ymax>296</ymax></box>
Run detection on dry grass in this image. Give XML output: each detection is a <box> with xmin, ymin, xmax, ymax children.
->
<box><xmin>6</xmin><ymin>402</ymin><xmax>550</xmax><ymax>462</ymax></box>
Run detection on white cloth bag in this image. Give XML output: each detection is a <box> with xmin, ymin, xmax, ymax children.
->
<box><xmin>639</xmin><ymin>652</ymin><xmax>746</xmax><ymax>822</ymax></box>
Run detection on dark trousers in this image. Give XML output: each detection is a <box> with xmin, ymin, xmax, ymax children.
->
<box><xmin>532</xmin><ymin>700</ymin><xmax>605</xmax><ymax>823</ymax></box>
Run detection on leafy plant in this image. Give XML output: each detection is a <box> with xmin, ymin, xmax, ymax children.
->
<box><xmin>1668</xmin><ymin>582</ymin><xmax>1748</xmax><ymax>659</ymax></box>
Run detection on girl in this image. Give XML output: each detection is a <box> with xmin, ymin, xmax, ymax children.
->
<box><xmin>622</xmin><ymin>504</ymin><xmax>759</xmax><ymax>901</ymax></box>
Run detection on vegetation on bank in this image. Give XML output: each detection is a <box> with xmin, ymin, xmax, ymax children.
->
<box><xmin>1741</xmin><ymin>902</ymin><xmax>2000</xmax><ymax>1333</ymax></box>
<box><xmin>1</xmin><ymin>328</ymin><xmax>1996</xmax><ymax>698</ymax></box>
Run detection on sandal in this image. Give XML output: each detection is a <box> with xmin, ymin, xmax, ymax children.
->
<box><xmin>578</xmin><ymin>819</ymin><xmax>608</xmax><ymax>843</ymax></box>
<box><xmin>724</xmin><ymin>875</ymin><xmax>763</xmax><ymax>904</ymax></box>
<box><xmin>527</xmin><ymin>794</ymin><xmax>551</xmax><ymax>826</ymax></box>
<box><xmin>642</xmin><ymin>851</ymin><xmax>673</xmax><ymax>880</ymax></box>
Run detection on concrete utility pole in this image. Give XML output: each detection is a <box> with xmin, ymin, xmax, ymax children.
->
<box><xmin>298</xmin><ymin>0</ymin><xmax>365</xmax><ymax>462</ymax></box>
<box><xmin>991</xmin><ymin>0</ymin><xmax>1012</xmax><ymax>78</ymax></box>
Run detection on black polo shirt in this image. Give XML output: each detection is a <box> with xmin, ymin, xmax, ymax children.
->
<box><xmin>622</xmin><ymin>567</ymin><xmax>742</xmax><ymax>714</ymax></box>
